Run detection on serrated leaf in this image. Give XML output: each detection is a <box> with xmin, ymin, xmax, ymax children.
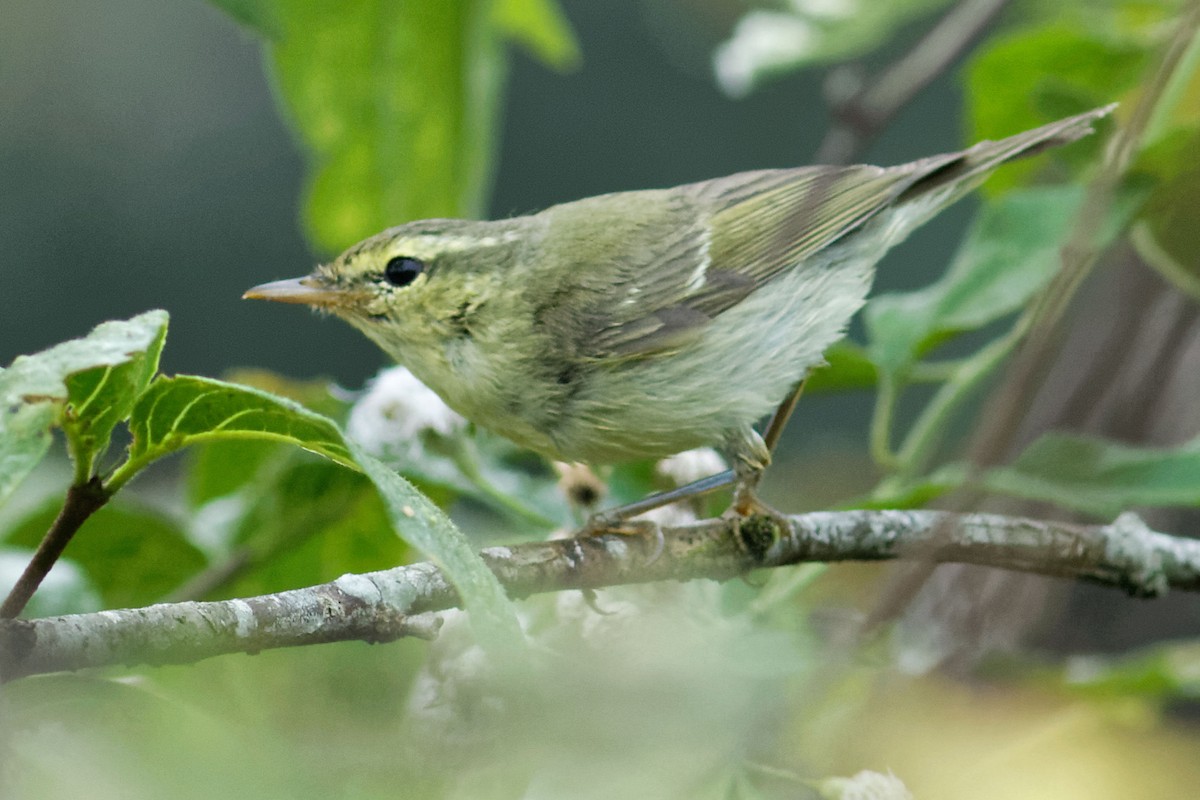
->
<box><xmin>493</xmin><ymin>0</ymin><xmax>580</xmax><ymax>70</ymax></box>
<box><xmin>350</xmin><ymin>442</ymin><xmax>524</xmax><ymax>657</ymax></box>
<box><xmin>62</xmin><ymin>317</ymin><xmax>168</xmax><ymax>473</ymax></box>
<box><xmin>0</xmin><ymin>310</ymin><xmax>169</xmax><ymax>505</ymax></box>
<box><xmin>135</xmin><ymin>376</ymin><xmax>521</xmax><ymax>651</ymax></box>
<box><xmin>125</xmin><ymin>375</ymin><xmax>354</xmax><ymax>473</ymax></box>
<box><xmin>267</xmin><ymin>1</ymin><xmax>509</xmax><ymax>252</ymax></box>
<box><xmin>982</xmin><ymin>433</ymin><xmax>1200</xmax><ymax>518</ymax></box>
<box><xmin>3</xmin><ymin>500</ymin><xmax>205</xmax><ymax>609</ymax></box>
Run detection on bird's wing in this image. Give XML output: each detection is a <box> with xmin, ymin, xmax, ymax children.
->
<box><xmin>587</xmin><ymin>164</ymin><xmax>927</xmax><ymax>359</ymax></box>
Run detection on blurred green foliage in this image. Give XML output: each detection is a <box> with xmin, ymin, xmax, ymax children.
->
<box><xmin>262</xmin><ymin>0</ymin><xmax>578</xmax><ymax>253</ymax></box>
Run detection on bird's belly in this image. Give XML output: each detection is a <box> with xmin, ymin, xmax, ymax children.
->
<box><xmin>554</xmin><ymin>255</ymin><xmax>875</xmax><ymax>463</ymax></box>
<box><xmin>412</xmin><ymin>337</ymin><xmax>566</xmax><ymax>458</ymax></box>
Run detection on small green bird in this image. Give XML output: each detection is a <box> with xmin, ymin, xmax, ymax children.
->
<box><xmin>247</xmin><ymin>105</ymin><xmax>1112</xmax><ymax>524</ymax></box>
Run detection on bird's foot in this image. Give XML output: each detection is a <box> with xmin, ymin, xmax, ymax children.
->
<box><xmin>725</xmin><ymin>486</ymin><xmax>789</xmax><ymax>560</ymax></box>
<box><xmin>578</xmin><ymin>513</ymin><xmax>666</xmax><ymax>563</ymax></box>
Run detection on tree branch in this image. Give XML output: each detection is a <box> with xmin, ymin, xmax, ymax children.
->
<box><xmin>814</xmin><ymin>0</ymin><xmax>1012</xmax><ymax>164</ymax></box>
<box><xmin>1</xmin><ymin>509</ymin><xmax>1195</xmax><ymax>681</ymax></box>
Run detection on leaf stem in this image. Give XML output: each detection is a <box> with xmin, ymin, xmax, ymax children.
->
<box><xmin>448</xmin><ymin>441</ymin><xmax>558</xmax><ymax>529</ymax></box>
<box><xmin>815</xmin><ymin>0</ymin><xmax>1013</xmax><ymax>162</ymax></box>
<box><xmin>869</xmin><ymin>373</ymin><xmax>900</xmax><ymax>469</ymax></box>
<box><xmin>894</xmin><ymin>321</ymin><xmax>1026</xmax><ymax>478</ymax></box>
<box><xmin>0</xmin><ymin>476</ymin><xmax>111</xmax><ymax>619</ymax></box>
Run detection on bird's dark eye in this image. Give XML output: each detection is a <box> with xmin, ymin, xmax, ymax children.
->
<box><xmin>383</xmin><ymin>256</ymin><xmax>425</xmax><ymax>288</ymax></box>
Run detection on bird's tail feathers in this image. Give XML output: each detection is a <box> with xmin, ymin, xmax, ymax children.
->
<box><xmin>895</xmin><ymin>103</ymin><xmax>1117</xmax><ymax>207</ymax></box>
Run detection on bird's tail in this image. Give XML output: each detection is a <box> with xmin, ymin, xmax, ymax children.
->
<box><xmin>895</xmin><ymin>104</ymin><xmax>1117</xmax><ymax>207</ymax></box>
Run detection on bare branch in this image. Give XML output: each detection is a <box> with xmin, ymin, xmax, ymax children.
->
<box><xmin>815</xmin><ymin>0</ymin><xmax>1012</xmax><ymax>164</ymax></box>
<box><xmin>2</xmin><ymin>509</ymin><xmax>1196</xmax><ymax>681</ymax></box>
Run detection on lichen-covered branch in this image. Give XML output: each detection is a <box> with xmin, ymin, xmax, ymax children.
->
<box><xmin>2</xmin><ymin>510</ymin><xmax>1197</xmax><ymax>681</ymax></box>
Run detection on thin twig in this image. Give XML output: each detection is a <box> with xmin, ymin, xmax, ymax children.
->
<box><xmin>0</xmin><ymin>509</ymin><xmax>1194</xmax><ymax>681</ymax></box>
<box><xmin>0</xmin><ymin>478</ymin><xmax>110</xmax><ymax>619</ymax></box>
<box><xmin>815</xmin><ymin>0</ymin><xmax>1013</xmax><ymax>164</ymax></box>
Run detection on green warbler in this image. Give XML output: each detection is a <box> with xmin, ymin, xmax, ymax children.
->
<box><xmin>247</xmin><ymin>105</ymin><xmax>1113</xmax><ymax>523</ymax></box>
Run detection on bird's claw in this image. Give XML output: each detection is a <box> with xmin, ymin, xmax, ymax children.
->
<box><xmin>724</xmin><ymin>488</ymin><xmax>789</xmax><ymax>560</ymax></box>
<box><xmin>578</xmin><ymin>514</ymin><xmax>666</xmax><ymax>564</ymax></box>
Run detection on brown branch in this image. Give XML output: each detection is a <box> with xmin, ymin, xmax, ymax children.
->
<box><xmin>1</xmin><ymin>509</ymin><xmax>1195</xmax><ymax>681</ymax></box>
<box><xmin>0</xmin><ymin>477</ymin><xmax>110</xmax><ymax>619</ymax></box>
<box><xmin>815</xmin><ymin>0</ymin><xmax>1012</xmax><ymax>164</ymax></box>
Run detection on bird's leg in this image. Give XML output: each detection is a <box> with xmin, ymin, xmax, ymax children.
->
<box><xmin>730</xmin><ymin>379</ymin><xmax>806</xmax><ymax>515</ymax></box>
<box><xmin>723</xmin><ymin>380</ymin><xmax>807</xmax><ymax>554</ymax></box>
<box><xmin>581</xmin><ymin>470</ymin><xmax>735</xmax><ymax>532</ymax></box>
<box><xmin>762</xmin><ymin>379</ymin><xmax>806</xmax><ymax>454</ymax></box>
<box><xmin>583</xmin><ymin>379</ymin><xmax>807</xmax><ymax>537</ymax></box>
<box><xmin>724</xmin><ymin>427</ymin><xmax>776</xmax><ymax>515</ymax></box>
<box><xmin>721</xmin><ymin>427</ymin><xmax>793</xmax><ymax>557</ymax></box>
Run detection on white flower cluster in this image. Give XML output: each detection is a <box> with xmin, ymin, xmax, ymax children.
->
<box><xmin>655</xmin><ymin>447</ymin><xmax>726</xmax><ymax>488</ymax></box>
<box><xmin>346</xmin><ymin>366</ymin><xmax>465</xmax><ymax>462</ymax></box>
<box><xmin>819</xmin><ymin>770</ymin><xmax>912</xmax><ymax>800</ymax></box>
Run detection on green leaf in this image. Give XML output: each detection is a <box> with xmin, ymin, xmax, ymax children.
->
<box><xmin>186</xmin><ymin>439</ymin><xmax>287</xmax><ymax>507</ymax></box>
<box><xmin>1062</xmin><ymin>642</ymin><xmax>1200</xmax><ymax>700</ymax></box>
<box><xmin>805</xmin><ymin>341</ymin><xmax>877</xmax><ymax>394</ymax></box>
<box><xmin>139</xmin><ymin>376</ymin><xmax>522</xmax><ymax>650</ymax></box>
<box><xmin>493</xmin><ymin>0</ymin><xmax>580</xmax><ymax>70</ymax></box>
<box><xmin>859</xmin><ymin>463</ymin><xmax>967</xmax><ymax>510</ymax></box>
<box><xmin>865</xmin><ymin>187</ymin><xmax>1084</xmax><ymax>377</ymax></box>
<box><xmin>0</xmin><ymin>404</ymin><xmax>54</xmax><ymax>514</ymax></box>
<box><xmin>0</xmin><ymin>310</ymin><xmax>169</xmax><ymax>505</ymax></box>
<box><xmin>1131</xmin><ymin>126</ymin><xmax>1200</xmax><ymax>302</ymax></box>
<box><xmin>865</xmin><ymin>182</ymin><xmax>1145</xmax><ymax>379</ymax></box>
<box><xmin>3</xmin><ymin>500</ymin><xmax>205</xmax><ymax>609</ymax></box>
<box><xmin>713</xmin><ymin>0</ymin><xmax>953</xmax><ymax>97</ymax></box>
<box><xmin>216</xmin><ymin>460</ymin><xmax>406</xmax><ymax>600</ymax></box>
<box><xmin>267</xmin><ymin>1</ymin><xmax>509</xmax><ymax>252</ymax></box>
<box><xmin>121</xmin><ymin>375</ymin><xmax>354</xmax><ymax>486</ymax></box>
<box><xmin>350</xmin><ymin>442</ymin><xmax>524</xmax><ymax>657</ymax></box>
<box><xmin>63</xmin><ymin>318</ymin><xmax>168</xmax><ymax>474</ymax></box>
<box><xmin>966</xmin><ymin>25</ymin><xmax>1145</xmax><ymax>195</ymax></box>
<box><xmin>207</xmin><ymin>0</ymin><xmax>283</xmax><ymax>39</ymax></box>
<box><xmin>982</xmin><ymin>433</ymin><xmax>1200</xmax><ymax>518</ymax></box>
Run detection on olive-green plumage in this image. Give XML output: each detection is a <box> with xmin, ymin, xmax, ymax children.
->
<box><xmin>247</xmin><ymin>106</ymin><xmax>1112</xmax><ymax>487</ymax></box>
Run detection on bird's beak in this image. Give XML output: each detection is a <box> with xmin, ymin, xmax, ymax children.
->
<box><xmin>243</xmin><ymin>276</ymin><xmax>358</xmax><ymax>309</ymax></box>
